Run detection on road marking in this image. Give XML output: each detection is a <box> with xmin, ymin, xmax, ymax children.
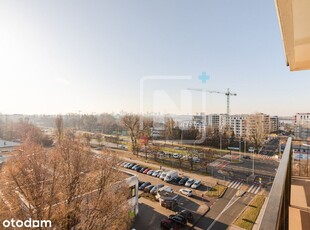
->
<box><xmin>228</xmin><ymin>181</ymin><xmax>234</xmax><ymax>187</ymax></box>
<box><xmin>254</xmin><ymin>185</ymin><xmax>261</xmax><ymax>194</ymax></box>
<box><xmin>237</xmin><ymin>183</ymin><xmax>243</xmax><ymax>189</ymax></box>
<box><xmin>233</xmin><ymin>181</ymin><xmax>241</xmax><ymax>189</ymax></box>
<box><xmin>206</xmin><ymin>195</ymin><xmax>241</xmax><ymax>230</ymax></box>
<box><xmin>247</xmin><ymin>184</ymin><xmax>254</xmax><ymax>193</ymax></box>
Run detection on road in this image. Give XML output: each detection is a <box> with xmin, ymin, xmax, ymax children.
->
<box><xmin>202</xmin><ymin>188</ymin><xmax>254</xmax><ymax>229</ymax></box>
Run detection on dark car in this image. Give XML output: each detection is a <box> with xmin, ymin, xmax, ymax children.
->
<box><xmin>171</xmin><ymin>177</ymin><xmax>182</xmax><ymax>184</ymax></box>
<box><xmin>138</xmin><ymin>180</ymin><xmax>145</xmax><ymax>187</ymax></box>
<box><xmin>168</xmin><ymin>214</ymin><xmax>187</xmax><ymax>225</ymax></box>
<box><xmin>175</xmin><ymin>210</ymin><xmax>194</xmax><ymax>222</ymax></box>
<box><xmin>144</xmin><ymin>184</ymin><xmax>154</xmax><ymax>193</ymax></box>
<box><xmin>160</xmin><ymin>218</ymin><xmax>181</xmax><ymax>230</ymax></box>
<box><xmin>139</xmin><ymin>167</ymin><xmax>147</xmax><ymax>173</ymax></box>
<box><xmin>178</xmin><ymin>176</ymin><xmax>189</xmax><ymax>185</ymax></box>
<box><xmin>243</xmin><ymin>156</ymin><xmax>251</xmax><ymax>159</ymax></box>
<box><xmin>135</xmin><ymin>166</ymin><xmax>142</xmax><ymax>172</ymax></box>
<box><xmin>139</xmin><ymin>182</ymin><xmax>151</xmax><ymax>190</ymax></box>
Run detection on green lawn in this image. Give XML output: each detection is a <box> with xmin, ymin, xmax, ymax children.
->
<box><xmin>234</xmin><ymin>195</ymin><xmax>266</xmax><ymax>230</ymax></box>
<box><xmin>206</xmin><ymin>184</ymin><xmax>227</xmax><ymax>197</ymax></box>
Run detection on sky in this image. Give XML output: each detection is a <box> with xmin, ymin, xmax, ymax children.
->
<box><xmin>0</xmin><ymin>0</ymin><xmax>309</xmax><ymax>116</ymax></box>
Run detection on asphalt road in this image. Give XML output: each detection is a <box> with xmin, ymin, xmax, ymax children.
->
<box><xmin>202</xmin><ymin>188</ymin><xmax>254</xmax><ymax>230</ymax></box>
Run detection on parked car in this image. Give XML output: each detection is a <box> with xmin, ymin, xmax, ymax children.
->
<box><xmin>160</xmin><ymin>171</ymin><xmax>168</xmax><ymax>180</ymax></box>
<box><xmin>171</xmin><ymin>177</ymin><xmax>182</xmax><ymax>184</ymax></box>
<box><xmin>119</xmin><ymin>144</ymin><xmax>127</xmax><ymax>150</ymax></box>
<box><xmin>152</xmin><ymin>170</ymin><xmax>162</xmax><ymax>177</ymax></box>
<box><xmin>168</xmin><ymin>215</ymin><xmax>187</xmax><ymax>225</ymax></box>
<box><xmin>138</xmin><ymin>180</ymin><xmax>145</xmax><ymax>187</ymax></box>
<box><xmin>175</xmin><ymin>210</ymin><xmax>194</xmax><ymax>222</ymax></box>
<box><xmin>143</xmin><ymin>168</ymin><xmax>151</xmax><ymax>174</ymax></box>
<box><xmin>243</xmin><ymin>155</ymin><xmax>251</xmax><ymax>159</ymax></box>
<box><xmin>139</xmin><ymin>182</ymin><xmax>151</xmax><ymax>190</ymax></box>
<box><xmin>123</xmin><ymin>162</ymin><xmax>130</xmax><ymax>167</ymax></box>
<box><xmin>144</xmin><ymin>184</ymin><xmax>155</xmax><ymax>193</ymax></box>
<box><xmin>130</xmin><ymin>164</ymin><xmax>138</xmax><ymax>170</ymax></box>
<box><xmin>135</xmin><ymin>166</ymin><xmax>142</xmax><ymax>171</ymax></box>
<box><xmin>126</xmin><ymin>163</ymin><xmax>134</xmax><ymax>168</ymax></box>
<box><xmin>129</xmin><ymin>163</ymin><xmax>137</xmax><ymax>169</ymax></box>
<box><xmin>160</xmin><ymin>218</ymin><xmax>181</xmax><ymax>229</ymax></box>
<box><xmin>179</xmin><ymin>188</ymin><xmax>193</xmax><ymax>197</ymax></box>
<box><xmin>157</xmin><ymin>171</ymin><xmax>163</xmax><ymax>178</ymax></box>
<box><xmin>164</xmin><ymin>171</ymin><xmax>178</xmax><ymax>182</ymax></box>
<box><xmin>150</xmin><ymin>184</ymin><xmax>164</xmax><ymax>195</ymax></box>
<box><xmin>191</xmin><ymin>180</ymin><xmax>201</xmax><ymax>189</ymax></box>
<box><xmin>139</xmin><ymin>167</ymin><xmax>147</xmax><ymax>173</ymax></box>
<box><xmin>185</xmin><ymin>178</ymin><xmax>194</xmax><ymax>187</ymax></box>
<box><xmin>147</xmin><ymin>170</ymin><xmax>154</xmax><ymax>175</ymax></box>
<box><xmin>173</xmin><ymin>153</ymin><xmax>181</xmax><ymax>159</ymax></box>
<box><xmin>159</xmin><ymin>186</ymin><xmax>174</xmax><ymax>193</ymax></box>
<box><xmin>178</xmin><ymin>176</ymin><xmax>189</xmax><ymax>185</ymax></box>
<box><xmin>192</xmin><ymin>157</ymin><xmax>201</xmax><ymax>163</ymax></box>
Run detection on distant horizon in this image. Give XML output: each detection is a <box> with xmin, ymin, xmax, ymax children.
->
<box><xmin>0</xmin><ymin>111</ymin><xmax>299</xmax><ymax>118</ymax></box>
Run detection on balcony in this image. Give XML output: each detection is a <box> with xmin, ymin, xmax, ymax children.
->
<box><xmin>259</xmin><ymin>137</ymin><xmax>310</xmax><ymax>230</ymax></box>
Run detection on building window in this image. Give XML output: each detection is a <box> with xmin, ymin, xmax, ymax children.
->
<box><xmin>129</xmin><ymin>185</ymin><xmax>136</xmax><ymax>199</ymax></box>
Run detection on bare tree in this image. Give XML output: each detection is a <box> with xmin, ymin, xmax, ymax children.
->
<box><xmin>55</xmin><ymin>115</ymin><xmax>64</xmax><ymax>143</ymax></box>
<box><xmin>121</xmin><ymin>115</ymin><xmax>141</xmax><ymax>156</ymax></box>
<box><xmin>0</xmin><ymin>137</ymin><xmax>132</xmax><ymax>229</ymax></box>
<box><xmin>247</xmin><ymin>113</ymin><xmax>268</xmax><ymax>153</ymax></box>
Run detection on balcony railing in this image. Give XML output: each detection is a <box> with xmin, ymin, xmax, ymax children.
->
<box><xmin>259</xmin><ymin>137</ymin><xmax>292</xmax><ymax>230</ymax></box>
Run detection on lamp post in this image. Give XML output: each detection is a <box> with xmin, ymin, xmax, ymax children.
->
<box><xmin>252</xmin><ymin>149</ymin><xmax>255</xmax><ymax>176</ymax></box>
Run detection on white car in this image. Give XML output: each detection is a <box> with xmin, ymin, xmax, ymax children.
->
<box><xmin>185</xmin><ymin>178</ymin><xmax>194</xmax><ymax>187</ymax></box>
<box><xmin>179</xmin><ymin>188</ymin><xmax>193</xmax><ymax>197</ymax></box>
<box><xmin>191</xmin><ymin>180</ymin><xmax>201</xmax><ymax>189</ymax></box>
<box><xmin>152</xmin><ymin>170</ymin><xmax>161</xmax><ymax>177</ymax></box>
<box><xmin>159</xmin><ymin>186</ymin><xmax>174</xmax><ymax>193</ymax></box>
<box><xmin>147</xmin><ymin>170</ymin><xmax>154</xmax><ymax>175</ymax></box>
<box><xmin>160</xmin><ymin>171</ymin><xmax>168</xmax><ymax>180</ymax></box>
<box><xmin>192</xmin><ymin>157</ymin><xmax>201</xmax><ymax>163</ymax></box>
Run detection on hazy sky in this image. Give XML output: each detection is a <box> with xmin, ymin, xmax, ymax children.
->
<box><xmin>0</xmin><ymin>0</ymin><xmax>309</xmax><ymax>116</ymax></box>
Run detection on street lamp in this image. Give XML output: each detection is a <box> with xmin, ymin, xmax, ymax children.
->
<box><xmin>252</xmin><ymin>149</ymin><xmax>255</xmax><ymax>176</ymax></box>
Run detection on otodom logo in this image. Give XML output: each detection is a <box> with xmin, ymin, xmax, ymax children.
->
<box><xmin>2</xmin><ymin>218</ymin><xmax>52</xmax><ymax>228</ymax></box>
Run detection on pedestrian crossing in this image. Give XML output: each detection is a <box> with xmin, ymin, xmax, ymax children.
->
<box><xmin>228</xmin><ymin>180</ymin><xmax>262</xmax><ymax>194</ymax></box>
<box><xmin>228</xmin><ymin>180</ymin><xmax>243</xmax><ymax>190</ymax></box>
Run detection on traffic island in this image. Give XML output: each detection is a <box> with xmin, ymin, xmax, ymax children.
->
<box><xmin>206</xmin><ymin>184</ymin><xmax>227</xmax><ymax>198</ymax></box>
<box><xmin>233</xmin><ymin>195</ymin><xmax>266</xmax><ymax>230</ymax></box>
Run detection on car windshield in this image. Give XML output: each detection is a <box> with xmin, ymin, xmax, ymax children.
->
<box><xmin>188</xmin><ymin>179</ymin><xmax>193</xmax><ymax>183</ymax></box>
<box><xmin>195</xmin><ymin>181</ymin><xmax>200</xmax><ymax>184</ymax></box>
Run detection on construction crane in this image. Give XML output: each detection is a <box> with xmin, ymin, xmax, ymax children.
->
<box><xmin>187</xmin><ymin>88</ymin><xmax>237</xmax><ymax>115</ymax></box>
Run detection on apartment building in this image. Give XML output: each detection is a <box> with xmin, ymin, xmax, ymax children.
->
<box><xmin>295</xmin><ymin>113</ymin><xmax>310</xmax><ymax>139</ymax></box>
<box><xmin>270</xmin><ymin>116</ymin><xmax>280</xmax><ymax>133</ymax></box>
<box><xmin>229</xmin><ymin>114</ymin><xmax>248</xmax><ymax>137</ymax></box>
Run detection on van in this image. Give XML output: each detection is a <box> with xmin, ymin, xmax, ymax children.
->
<box><xmin>160</xmin><ymin>171</ymin><xmax>168</xmax><ymax>180</ymax></box>
<box><xmin>164</xmin><ymin>170</ymin><xmax>178</xmax><ymax>182</ymax></box>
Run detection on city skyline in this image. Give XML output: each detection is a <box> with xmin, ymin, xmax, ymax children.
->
<box><xmin>1</xmin><ymin>1</ymin><xmax>309</xmax><ymax>116</ymax></box>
